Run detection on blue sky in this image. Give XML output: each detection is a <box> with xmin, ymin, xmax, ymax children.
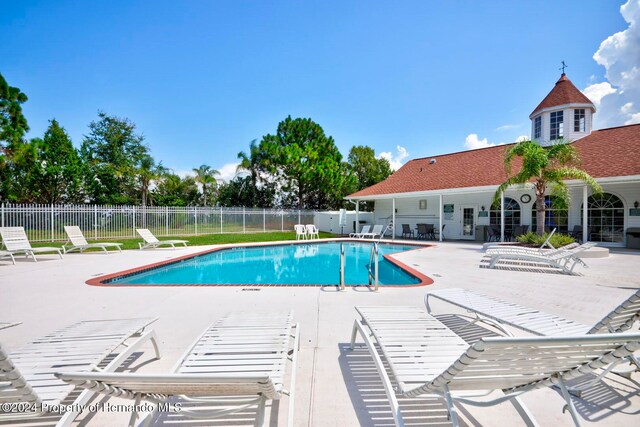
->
<box><xmin>2</xmin><ymin>0</ymin><xmax>638</xmax><ymax>180</ymax></box>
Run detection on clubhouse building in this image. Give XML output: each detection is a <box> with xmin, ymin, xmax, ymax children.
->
<box><xmin>347</xmin><ymin>74</ymin><xmax>640</xmax><ymax>247</ymax></box>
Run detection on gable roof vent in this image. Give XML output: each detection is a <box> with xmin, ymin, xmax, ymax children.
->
<box><xmin>429</xmin><ymin>159</ymin><xmax>437</xmax><ymax>165</ymax></box>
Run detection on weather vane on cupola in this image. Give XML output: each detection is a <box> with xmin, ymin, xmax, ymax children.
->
<box><xmin>560</xmin><ymin>60</ymin><xmax>568</xmax><ymax>74</ymax></box>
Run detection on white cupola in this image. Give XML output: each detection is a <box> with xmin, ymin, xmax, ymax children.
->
<box><xmin>529</xmin><ymin>73</ymin><xmax>596</xmax><ymax>146</ymax></box>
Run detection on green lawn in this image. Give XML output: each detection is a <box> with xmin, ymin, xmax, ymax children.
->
<box><xmin>31</xmin><ymin>231</ymin><xmax>336</xmax><ymax>252</ymax></box>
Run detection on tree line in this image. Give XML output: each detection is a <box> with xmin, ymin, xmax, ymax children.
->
<box><xmin>0</xmin><ymin>73</ymin><xmax>391</xmax><ymax>209</ymax></box>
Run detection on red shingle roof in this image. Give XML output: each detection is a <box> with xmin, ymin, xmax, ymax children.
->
<box><xmin>348</xmin><ymin>124</ymin><xmax>640</xmax><ymax>198</ymax></box>
<box><xmin>530</xmin><ymin>74</ymin><xmax>594</xmax><ymax>117</ymax></box>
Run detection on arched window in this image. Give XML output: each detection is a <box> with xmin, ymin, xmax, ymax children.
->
<box><xmin>490</xmin><ymin>197</ymin><xmax>521</xmax><ymax>233</ymax></box>
<box><xmin>581</xmin><ymin>193</ymin><xmax>624</xmax><ymax>243</ymax></box>
<box><xmin>531</xmin><ymin>196</ymin><xmax>568</xmax><ymax>233</ymax></box>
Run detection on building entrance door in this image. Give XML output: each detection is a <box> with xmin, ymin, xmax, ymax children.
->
<box><xmin>461</xmin><ymin>206</ymin><xmax>476</xmax><ymax>240</ymax></box>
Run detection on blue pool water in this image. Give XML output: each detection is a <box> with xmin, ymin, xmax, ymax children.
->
<box><xmin>107</xmin><ymin>242</ymin><xmax>423</xmax><ymax>286</ymax></box>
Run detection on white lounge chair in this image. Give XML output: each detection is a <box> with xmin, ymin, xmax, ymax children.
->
<box><xmin>136</xmin><ymin>228</ymin><xmax>188</xmax><ymax>249</ymax></box>
<box><xmin>305</xmin><ymin>224</ymin><xmax>319</xmax><ymax>239</ymax></box>
<box><xmin>0</xmin><ymin>226</ymin><xmax>63</xmax><ymax>262</ymax></box>
<box><xmin>0</xmin><ymin>318</ymin><xmax>160</xmax><ymax>427</ymax></box>
<box><xmin>294</xmin><ymin>224</ymin><xmax>308</xmax><ymax>240</ymax></box>
<box><xmin>350</xmin><ymin>224</ymin><xmax>370</xmax><ymax>238</ymax></box>
<box><xmin>486</xmin><ymin>242</ymin><xmax>593</xmax><ymax>274</ymax></box>
<box><xmin>0</xmin><ymin>249</ymin><xmax>15</xmax><ymax>265</ymax></box>
<box><xmin>57</xmin><ymin>311</ymin><xmax>299</xmax><ymax>427</ymax></box>
<box><xmin>350</xmin><ymin>305</ymin><xmax>640</xmax><ymax>427</ymax></box>
<box><xmin>360</xmin><ymin>224</ymin><xmax>384</xmax><ymax>239</ymax></box>
<box><xmin>62</xmin><ymin>225</ymin><xmax>123</xmax><ymax>253</ymax></box>
<box><xmin>426</xmin><ymin>287</ymin><xmax>640</xmax><ymax>337</ymax></box>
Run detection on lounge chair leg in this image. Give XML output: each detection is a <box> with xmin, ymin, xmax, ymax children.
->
<box><xmin>509</xmin><ymin>396</ymin><xmax>539</xmax><ymax>427</ymax></box>
<box><xmin>129</xmin><ymin>394</ymin><xmax>143</xmax><ymax>427</ymax></box>
<box><xmin>254</xmin><ymin>395</ymin><xmax>266</xmax><ymax>427</ymax></box>
<box><xmin>558</xmin><ymin>379</ymin><xmax>582</xmax><ymax>427</ymax></box>
<box><xmin>148</xmin><ymin>330</ymin><xmax>163</xmax><ymax>359</ymax></box>
<box><xmin>442</xmin><ymin>386</ymin><xmax>460</xmax><ymax>427</ymax></box>
<box><xmin>349</xmin><ymin>320</ymin><xmax>359</xmax><ymax>349</ymax></box>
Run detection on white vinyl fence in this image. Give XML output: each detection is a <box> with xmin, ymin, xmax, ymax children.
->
<box><xmin>0</xmin><ymin>204</ymin><xmax>316</xmax><ymax>242</ymax></box>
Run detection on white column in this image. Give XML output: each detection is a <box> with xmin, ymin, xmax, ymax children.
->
<box><xmin>355</xmin><ymin>200</ymin><xmax>359</xmax><ymax>235</ymax></box>
<box><xmin>392</xmin><ymin>198</ymin><xmax>396</xmax><ymax>241</ymax></box>
<box><xmin>582</xmin><ymin>185</ymin><xmax>588</xmax><ymax>242</ymax></box>
<box><xmin>500</xmin><ymin>191</ymin><xmax>505</xmax><ymax>242</ymax></box>
<box><xmin>439</xmin><ymin>194</ymin><xmax>443</xmax><ymax>242</ymax></box>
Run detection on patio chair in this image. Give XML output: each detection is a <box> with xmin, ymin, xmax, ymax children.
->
<box><xmin>306</xmin><ymin>224</ymin><xmax>319</xmax><ymax>239</ymax></box>
<box><xmin>360</xmin><ymin>224</ymin><xmax>384</xmax><ymax>239</ymax></box>
<box><xmin>62</xmin><ymin>225</ymin><xmax>123</xmax><ymax>253</ymax></box>
<box><xmin>0</xmin><ymin>249</ymin><xmax>15</xmax><ymax>265</ymax></box>
<box><xmin>136</xmin><ymin>228</ymin><xmax>188</xmax><ymax>250</ymax></box>
<box><xmin>350</xmin><ymin>305</ymin><xmax>640</xmax><ymax>427</ymax></box>
<box><xmin>294</xmin><ymin>224</ymin><xmax>308</xmax><ymax>240</ymax></box>
<box><xmin>350</xmin><ymin>224</ymin><xmax>370</xmax><ymax>238</ymax></box>
<box><xmin>416</xmin><ymin>223</ymin><xmax>431</xmax><ymax>240</ymax></box>
<box><xmin>486</xmin><ymin>225</ymin><xmax>500</xmax><ymax>242</ymax></box>
<box><xmin>57</xmin><ymin>311</ymin><xmax>299</xmax><ymax>427</ymax></box>
<box><xmin>0</xmin><ymin>226</ymin><xmax>63</xmax><ymax>262</ymax></box>
<box><xmin>401</xmin><ymin>224</ymin><xmax>414</xmax><ymax>239</ymax></box>
<box><xmin>486</xmin><ymin>241</ymin><xmax>593</xmax><ymax>274</ymax></box>
<box><xmin>0</xmin><ymin>317</ymin><xmax>160</xmax><ymax>427</ymax></box>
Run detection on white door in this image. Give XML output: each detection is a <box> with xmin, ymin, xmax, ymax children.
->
<box><xmin>461</xmin><ymin>205</ymin><xmax>476</xmax><ymax>240</ymax></box>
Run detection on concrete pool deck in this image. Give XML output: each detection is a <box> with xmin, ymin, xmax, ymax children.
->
<box><xmin>1</xmin><ymin>239</ymin><xmax>639</xmax><ymax>426</ymax></box>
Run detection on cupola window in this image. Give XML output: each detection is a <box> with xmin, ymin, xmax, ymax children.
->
<box><xmin>534</xmin><ymin>116</ymin><xmax>541</xmax><ymax>139</ymax></box>
<box><xmin>574</xmin><ymin>109</ymin><xmax>585</xmax><ymax>132</ymax></box>
<box><xmin>550</xmin><ymin>111</ymin><xmax>564</xmax><ymax>140</ymax></box>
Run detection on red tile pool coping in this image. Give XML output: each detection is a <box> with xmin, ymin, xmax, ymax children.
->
<box><xmin>86</xmin><ymin>239</ymin><xmax>435</xmax><ymax>288</ymax></box>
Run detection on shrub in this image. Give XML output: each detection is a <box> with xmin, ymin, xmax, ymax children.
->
<box><xmin>516</xmin><ymin>231</ymin><xmax>575</xmax><ymax>248</ymax></box>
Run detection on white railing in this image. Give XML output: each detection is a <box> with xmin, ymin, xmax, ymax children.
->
<box><xmin>368</xmin><ymin>242</ymin><xmax>379</xmax><ymax>291</ymax></box>
<box><xmin>0</xmin><ymin>204</ymin><xmax>316</xmax><ymax>242</ymax></box>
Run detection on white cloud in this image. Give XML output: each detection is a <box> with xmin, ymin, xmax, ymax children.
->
<box><xmin>216</xmin><ymin>162</ymin><xmax>241</xmax><ymax>183</ymax></box>
<box><xmin>377</xmin><ymin>145</ymin><xmax>409</xmax><ymax>170</ymax></box>
<box><xmin>464</xmin><ymin>134</ymin><xmax>495</xmax><ymax>150</ymax></box>
<box><xmin>463</xmin><ymin>134</ymin><xmax>528</xmax><ymax>150</ymax></box>
<box><xmin>582</xmin><ymin>82</ymin><xmax>617</xmax><ymax>107</ymax></box>
<box><xmin>495</xmin><ymin>124</ymin><xmax>520</xmax><ymax>131</ymax></box>
<box><xmin>583</xmin><ymin>0</ymin><xmax>640</xmax><ymax>128</ymax></box>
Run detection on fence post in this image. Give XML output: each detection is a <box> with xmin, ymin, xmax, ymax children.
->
<box><xmin>93</xmin><ymin>205</ymin><xmax>98</xmax><ymax>240</ymax></box>
<box><xmin>165</xmin><ymin>206</ymin><xmax>169</xmax><ymax>236</ymax></box>
<box><xmin>298</xmin><ymin>209</ymin><xmax>301</xmax><ymax>225</ymax></box>
<box><xmin>195</xmin><ymin>206</ymin><xmax>198</xmax><ymax>235</ymax></box>
<box><xmin>1</xmin><ymin>203</ymin><xmax>4</xmax><ymax>228</ymax></box>
<box><xmin>243</xmin><ymin>207</ymin><xmax>246</xmax><ymax>233</ymax></box>
<box><xmin>263</xmin><ymin>208</ymin><xmax>266</xmax><ymax>232</ymax></box>
<box><xmin>132</xmin><ymin>205</ymin><xmax>136</xmax><ymax>237</ymax></box>
<box><xmin>51</xmin><ymin>204</ymin><xmax>54</xmax><ymax>242</ymax></box>
<box><xmin>281</xmin><ymin>210</ymin><xmax>284</xmax><ymax>232</ymax></box>
<box><xmin>220</xmin><ymin>207</ymin><xmax>223</xmax><ymax>234</ymax></box>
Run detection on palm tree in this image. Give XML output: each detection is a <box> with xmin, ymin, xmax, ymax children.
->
<box><xmin>236</xmin><ymin>139</ymin><xmax>261</xmax><ymax>186</ymax></box>
<box><xmin>192</xmin><ymin>164</ymin><xmax>219</xmax><ymax>206</ymax></box>
<box><xmin>137</xmin><ymin>155</ymin><xmax>166</xmax><ymax>206</ymax></box>
<box><xmin>495</xmin><ymin>139</ymin><xmax>601</xmax><ymax>235</ymax></box>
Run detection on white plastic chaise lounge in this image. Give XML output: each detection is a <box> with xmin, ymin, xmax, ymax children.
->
<box><xmin>136</xmin><ymin>228</ymin><xmax>188</xmax><ymax>250</ymax></box>
<box><xmin>485</xmin><ymin>242</ymin><xmax>594</xmax><ymax>274</ymax></box>
<box><xmin>62</xmin><ymin>225</ymin><xmax>123</xmax><ymax>253</ymax></box>
<box><xmin>350</xmin><ymin>306</ymin><xmax>640</xmax><ymax>427</ymax></box>
<box><xmin>0</xmin><ymin>317</ymin><xmax>160</xmax><ymax>427</ymax></box>
<box><xmin>360</xmin><ymin>224</ymin><xmax>384</xmax><ymax>239</ymax></box>
<box><xmin>0</xmin><ymin>321</ymin><xmax>20</xmax><ymax>330</ymax></box>
<box><xmin>294</xmin><ymin>224</ymin><xmax>308</xmax><ymax>240</ymax></box>
<box><xmin>57</xmin><ymin>311</ymin><xmax>299</xmax><ymax>427</ymax></box>
<box><xmin>305</xmin><ymin>224</ymin><xmax>319</xmax><ymax>239</ymax></box>
<box><xmin>0</xmin><ymin>226</ymin><xmax>63</xmax><ymax>262</ymax></box>
<box><xmin>0</xmin><ymin>250</ymin><xmax>15</xmax><ymax>265</ymax></box>
<box><xmin>350</xmin><ymin>224</ymin><xmax>370</xmax><ymax>238</ymax></box>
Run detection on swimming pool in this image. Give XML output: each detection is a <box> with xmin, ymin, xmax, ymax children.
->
<box><xmin>92</xmin><ymin>241</ymin><xmax>432</xmax><ymax>287</ymax></box>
